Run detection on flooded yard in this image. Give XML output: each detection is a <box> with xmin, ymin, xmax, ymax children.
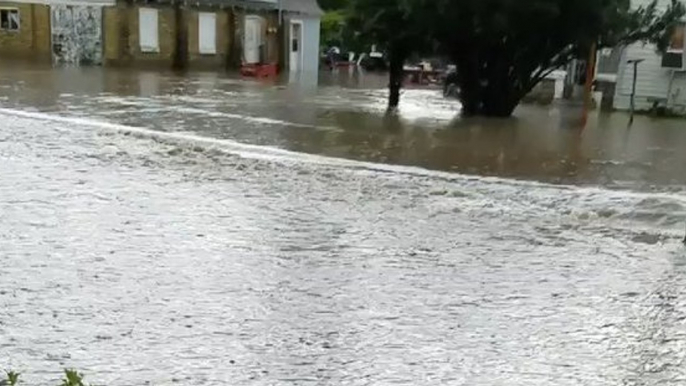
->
<box><xmin>1</xmin><ymin>64</ymin><xmax>686</xmax><ymax>385</ymax></box>
<box><xmin>2</xmin><ymin>63</ymin><xmax>686</xmax><ymax>189</ymax></box>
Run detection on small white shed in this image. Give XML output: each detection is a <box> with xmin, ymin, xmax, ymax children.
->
<box><xmin>613</xmin><ymin>0</ymin><xmax>686</xmax><ymax>114</ymax></box>
<box><xmin>279</xmin><ymin>0</ymin><xmax>322</xmax><ymax>74</ymax></box>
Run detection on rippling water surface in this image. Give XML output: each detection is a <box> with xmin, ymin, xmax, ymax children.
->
<box><xmin>2</xmin><ymin>65</ymin><xmax>686</xmax><ymax>385</ymax></box>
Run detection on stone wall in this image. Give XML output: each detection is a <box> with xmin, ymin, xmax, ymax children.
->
<box><xmin>1</xmin><ymin>2</ymin><xmax>282</xmax><ymax>70</ymax></box>
<box><xmin>103</xmin><ymin>4</ymin><xmax>268</xmax><ymax>70</ymax></box>
<box><xmin>186</xmin><ymin>9</ymin><xmax>231</xmax><ymax>69</ymax></box>
<box><xmin>103</xmin><ymin>4</ymin><xmax>177</xmax><ymax>67</ymax></box>
<box><xmin>0</xmin><ymin>2</ymin><xmax>50</xmax><ymax>61</ymax></box>
<box><xmin>263</xmin><ymin>13</ymin><xmax>279</xmax><ymax>64</ymax></box>
<box><xmin>102</xmin><ymin>5</ymin><xmax>123</xmax><ymax>63</ymax></box>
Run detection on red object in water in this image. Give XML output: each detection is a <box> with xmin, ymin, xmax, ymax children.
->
<box><xmin>241</xmin><ymin>63</ymin><xmax>279</xmax><ymax>78</ymax></box>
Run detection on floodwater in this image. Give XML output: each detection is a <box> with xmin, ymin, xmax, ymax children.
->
<box><xmin>2</xmin><ymin>63</ymin><xmax>686</xmax><ymax>386</ymax></box>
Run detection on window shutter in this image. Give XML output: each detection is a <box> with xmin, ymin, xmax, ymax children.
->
<box><xmin>139</xmin><ymin>8</ymin><xmax>159</xmax><ymax>53</ymax></box>
<box><xmin>198</xmin><ymin>12</ymin><xmax>217</xmax><ymax>54</ymax></box>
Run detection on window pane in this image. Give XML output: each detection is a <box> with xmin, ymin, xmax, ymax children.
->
<box><xmin>9</xmin><ymin>11</ymin><xmax>18</xmax><ymax>30</ymax></box>
<box><xmin>1</xmin><ymin>10</ymin><xmax>8</xmax><ymax>29</ymax></box>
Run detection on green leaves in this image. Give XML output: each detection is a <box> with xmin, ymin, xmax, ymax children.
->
<box><xmin>347</xmin><ymin>0</ymin><xmax>436</xmax><ymax>54</ymax></box>
<box><xmin>348</xmin><ymin>0</ymin><xmax>685</xmax><ymax>60</ymax></box>
<box><xmin>60</xmin><ymin>370</ymin><xmax>86</xmax><ymax>386</ymax></box>
<box><xmin>345</xmin><ymin>0</ymin><xmax>685</xmax><ymax>116</ymax></box>
<box><xmin>317</xmin><ymin>0</ymin><xmax>348</xmax><ymax>11</ymax></box>
<box><xmin>2</xmin><ymin>369</ymin><xmax>92</xmax><ymax>386</ymax></box>
<box><xmin>321</xmin><ymin>10</ymin><xmax>347</xmax><ymax>46</ymax></box>
<box><xmin>2</xmin><ymin>371</ymin><xmax>20</xmax><ymax>386</ymax></box>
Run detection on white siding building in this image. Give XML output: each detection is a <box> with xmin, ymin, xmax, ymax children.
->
<box><xmin>279</xmin><ymin>0</ymin><xmax>322</xmax><ymax>74</ymax></box>
<box><xmin>614</xmin><ymin>0</ymin><xmax>686</xmax><ymax>113</ymax></box>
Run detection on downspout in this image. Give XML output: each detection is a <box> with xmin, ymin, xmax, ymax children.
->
<box><xmin>278</xmin><ymin>0</ymin><xmax>284</xmax><ymax>70</ymax></box>
<box><xmin>278</xmin><ymin>0</ymin><xmax>282</xmax><ymax>25</ymax></box>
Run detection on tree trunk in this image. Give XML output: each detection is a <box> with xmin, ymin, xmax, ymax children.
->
<box><xmin>481</xmin><ymin>95</ymin><xmax>518</xmax><ymax>117</ymax></box>
<box><xmin>456</xmin><ymin>54</ymin><xmax>481</xmax><ymax>116</ymax></box>
<box><xmin>461</xmin><ymin>87</ymin><xmax>519</xmax><ymax>117</ymax></box>
<box><xmin>456</xmin><ymin>53</ymin><xmax>523</xmax><ymax>118</ymax></box>
<box><xmin>388</xmin><ymin>43</ymin><xmax>406</xmax><ymax>111</ymax></box>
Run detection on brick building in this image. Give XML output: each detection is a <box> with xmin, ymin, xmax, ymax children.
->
<box><xmin>0</xmin><ymin>0</ymin><xmax>322</xmax><ymax>73</ymax></box>
<box><xmin>0</xmin><ymin>0</ymin><xmax>112</xmax><ymax>65</ymax></box>
<box><xmin>0</xmin><ymin>2</ymin><xmax>51</xmax><ymax>61</ymax></box>
<box><xmin>102</xmin><ymin>0</ymin><xmax>281</xmax><ymax>69</ymax></box>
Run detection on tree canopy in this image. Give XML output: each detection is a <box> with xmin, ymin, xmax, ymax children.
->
<box><xmin>317</xmin><ymin>0</ymin><xmax>349</xmax><ymax>11</ymax></box>
<box><xmin>346</xmin><ymin>0</ymin><xmax>685</xmax><ymax>116</ymax></box>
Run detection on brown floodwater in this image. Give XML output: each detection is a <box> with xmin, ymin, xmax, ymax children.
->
<box><xmin>1</xmin><ymin>61</ymin><xmax>686</xmax><ymax>190</ymax></box>
<box><xmin>2</xmin><ymin>62</ymin><xmax>686</xmax><ymax>386</ymax></box>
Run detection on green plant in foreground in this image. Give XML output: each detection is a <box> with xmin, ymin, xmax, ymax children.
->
<box><xmin>1</xmin><ymin>370</ymin><xmax>94</xmax><ymax>386</ymax></box>
<box><xmin>60</xmin><ymin>370</ymin><xmax>87</xmax><ymax>386</ymax></box>
<box><xmin>2</xmin><ymin>371</ymin><xmax>20</xmax><ymax>386</ymax></box>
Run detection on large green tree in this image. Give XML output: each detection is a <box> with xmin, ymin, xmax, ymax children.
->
<box><xmin>349</xmin><ymin>0</ymin><xmax>685</xmax><ymax>117</ymax></box>
<box><xmin>434</xmin><ymin>0</ymin><xmax>685</xmax><ymax>116</ymax></box>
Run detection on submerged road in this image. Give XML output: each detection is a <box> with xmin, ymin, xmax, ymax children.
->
<box><xmin>1</xmin><ymin>65</ymin><xmax>686</xmax><ymax>385</ymax></box>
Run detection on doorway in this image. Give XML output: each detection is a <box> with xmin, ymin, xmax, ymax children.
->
<box><xmin>289</xmin><ymin>20</ymin><xmax>303</xmax><ymax>72</ymax></box>
<box><xmin>243</xmin><ymin>15</ymin><xmax>264</xmax><ymax>64</ymax></box>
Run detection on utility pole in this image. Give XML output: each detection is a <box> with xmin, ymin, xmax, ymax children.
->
<box><xmin>583</xmin><ymin>42</ymin><xmax>597</xmax><ymax>110</ymax></box>
<box><xmin>627</xmin><ymin>58</ymin><xmax>644</xmax><ymax>126</ymax></box>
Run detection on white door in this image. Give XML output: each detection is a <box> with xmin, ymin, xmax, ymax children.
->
<box><xmin>198</xmin><ymin>12</ymin><xmax>216</xmax><ymax>54</ymax></box>
<box><xmin>289</xmin><ymin>21</ymin><xmax>303</xmax><ymax>72</ymax></box>
<box><xmin>244</xmin><ymin>16</ymin><xmax>262</xmax><ymax>64</ymax></box>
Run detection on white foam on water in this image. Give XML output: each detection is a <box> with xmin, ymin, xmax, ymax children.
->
<box><xmin>170</xmin><ymin>106</ymin><xmax>339</xmax><ymax>131</ymax></box>
<box><xmin>85</xmin><ymin>96</ymin><xmax>339</xmax><ymax>131</ymax></box>
<box><xmin>2</xmin><ymin>106</ymin><xmax>686</xmax><ymax>235</ymax></box>
<box><xmin>0</xmin><ymin>107</ymin><xmax>534</xmax><ymax>184</ymax></box>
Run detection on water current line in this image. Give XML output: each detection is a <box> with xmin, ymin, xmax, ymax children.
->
<box><xmin>2</xmin><ymin>107</ymin><xmax>686</xmax><ymax>210</ymax></box>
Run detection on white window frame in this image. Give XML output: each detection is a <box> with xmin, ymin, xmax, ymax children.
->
<box><xmin>139</xmin><ymin>8</ymin><xmax>159</xmax><ymax>53</ymax></box>
<box><xmin>198</xmin><ymin>12</ymin><xmax>217</xmax><ymax>55</ymax></box>
<box><xmin>0</xmin><ymin>8</ymin><xmax>20</xmax><ymax>32</ymax></box>
<box><xmin>289</xmin><ymin>20</ymin><xmax>304</xmax><ymax>72</ymax></box>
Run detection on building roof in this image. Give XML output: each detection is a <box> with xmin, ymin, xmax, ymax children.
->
<box><xmin>136</xmin><ymin>0</ymin><xmax>322</xmax><ymax>16</ymax></box>
<box><xmin>10</xmin><ymin>0</ymin><xmax>115</xmax><ymax>6</ymax></box>
<box><xmin>228</xmin><ymin>0</ymin><xmax>277</xmax><ymax>10</ymax></box>
<box><xmin>177</xmin><ymin>0</ymin><xmax>275</xmax><ymax>10</ymax></box>
<box><xmin>279</xmin><ymin>0</ymin><xmax>323</xmax><ymax>16</ymax></box>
